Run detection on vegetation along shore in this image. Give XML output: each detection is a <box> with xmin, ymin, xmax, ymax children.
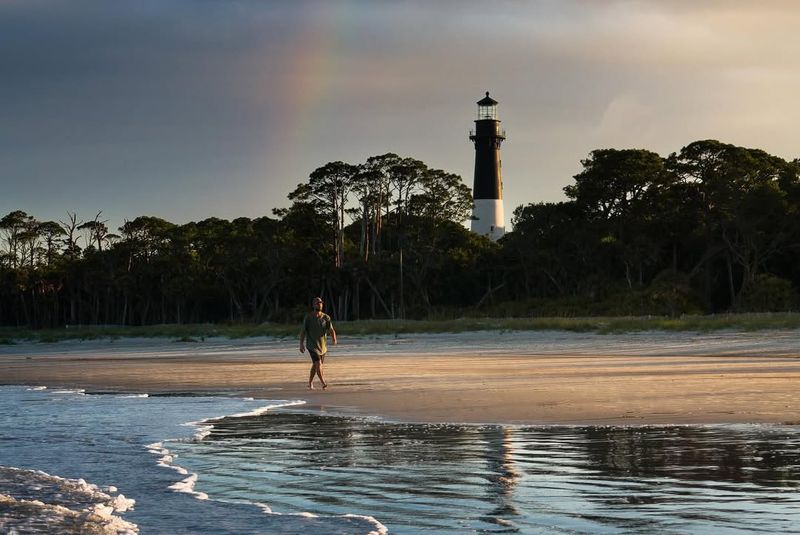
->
<box><xmin>2</xmin><ymin>140</ymin><xmax>799</xmax><ymax>331</ymax></box>
<box><xmin>1</xmin><ymin>313</ymin><xmax>799</xmax><ymax>345</ymax></box>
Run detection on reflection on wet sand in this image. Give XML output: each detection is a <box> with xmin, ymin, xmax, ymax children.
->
<box><xmin>174</xmin><ymin>412</ymin><xmax>800</xmax><ymax>534</ymax></box>
<box><xmin>483</xmin><ymin>427</ymin><xmax>520</xmax><ymax>527</ymax></box>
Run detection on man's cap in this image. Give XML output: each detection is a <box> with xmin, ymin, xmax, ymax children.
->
<box><xmin>311</xmin><ymin>296</ymin><xmax>323</xmax><ymax>304</ymax></box>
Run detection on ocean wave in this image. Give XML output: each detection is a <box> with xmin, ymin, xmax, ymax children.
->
<box><xmin>149</xmin><ymin>400</ymin><xmax>309</xmax><ymax>498</ymax></box>
<box><xmin>182</xmin><ymin>399</ymin><xmax>307</xmax><ymax>441</ymax></box>
<box><xmin>0</xmin><ymin>466</ymin><xmax>137</xmax><ymax>534</ymax></box>
<box><xmin>147</xmin><ymin>398</ymin><xmax>388</xmax><ymax>534</ymax></box>
<box><xmin>168</xmin><ymin>473</ymin><xmax>208</xmax><ymax>500</ymax></box>
<box><xmin>185</xmin><ymin>399</ymin><xmax>307</xmax><ymax>427</ymax></box>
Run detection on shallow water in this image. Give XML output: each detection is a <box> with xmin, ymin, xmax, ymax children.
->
<box><xmin>1</xmin><ymin>386</ymin><xmax>799</xmax><ymax>534</ymax></box>
<box><xmin>172</xmin><ymin>411</ymin><xmax>800</xmax><ymax>534</ymax></box>
<box><xmin>0</xmin><ymin>386</ymin><xmax>382</xmax><ymax>534</ymax></box>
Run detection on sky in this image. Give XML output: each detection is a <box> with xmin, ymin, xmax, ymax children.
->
<box><xmin>3</xmin><ymin>0</ymin><xmax>800</xmax><ymax>232</ymax></box>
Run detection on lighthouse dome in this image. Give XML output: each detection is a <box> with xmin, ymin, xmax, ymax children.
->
<box><xmin>477</xmin><ymin>91</ymin><xmax>498</xmax><ymax>106</ymax></box>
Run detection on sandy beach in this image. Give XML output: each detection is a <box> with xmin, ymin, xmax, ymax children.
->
<box><xmin>2</xmin><ymin>330</ymin><xmax>799</xmax><ymax>425</ymax></box>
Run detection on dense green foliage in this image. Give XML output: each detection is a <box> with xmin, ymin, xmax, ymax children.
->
<box><xmin>2</xmin><ymin>141</ymin><xmax>799</xmax><ymax>328</ymax></box>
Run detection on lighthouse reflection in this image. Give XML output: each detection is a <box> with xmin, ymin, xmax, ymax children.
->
<box><xmin>482</xmin><ymin>427</ymin><xmax>521</xmax><ymax>523</ymax></box>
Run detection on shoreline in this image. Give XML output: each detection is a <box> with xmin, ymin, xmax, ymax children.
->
<box><xmin>3</xmin><ymin>330</ymin><xmax>799</xmax><ymax>426</ymax></box>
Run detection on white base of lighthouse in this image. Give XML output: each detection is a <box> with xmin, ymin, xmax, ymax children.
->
<box><xmin>471</xmin><ymin>199</ymin><xmax>505</xmax><ymax>241</ymax></box>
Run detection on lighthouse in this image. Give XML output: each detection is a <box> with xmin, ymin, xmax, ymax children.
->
<box><xmin>469</xmin><ymin>92</ymin><xmax>505</xmax><ymax>240</ymax></box>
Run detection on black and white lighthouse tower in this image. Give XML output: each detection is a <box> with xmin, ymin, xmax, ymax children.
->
<box><xmin>469</xmin><ymin>92</ymin><xmax>505</xmax><ymax>240</ymax></box>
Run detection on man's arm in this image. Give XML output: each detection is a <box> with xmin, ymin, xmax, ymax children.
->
<box><xmin>299</xmin><ymin>318</ymin><xmax>306</xmax><ymax>353</ymax></box>
<box><xmin>329</xmin><ymin>325</ymin><xmax>337</xmax><ymax>346</ymax></box>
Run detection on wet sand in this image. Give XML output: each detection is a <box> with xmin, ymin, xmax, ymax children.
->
<box><xmin>2</xmin><ymin>331</ymin><xmax>799</xmax><ymax>425</ymax></box>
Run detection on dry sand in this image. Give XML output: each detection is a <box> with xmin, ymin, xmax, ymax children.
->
<box><xmin>2</xmin><ymin>330</ymin><xmax>799</xmax><ymax>425</ymax></box>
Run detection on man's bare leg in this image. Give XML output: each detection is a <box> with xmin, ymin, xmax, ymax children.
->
<box><xmin>308</xmin><ymin>365</ymin><xmax>316</xmax><ymax>389</ymax></box>
<box><xmin>319</xmin><ymin>355</ymin><xmax>327</xmax><ymax>388</ymax></box>
<box><xmin>315</xmin><ymin>362</ymin><xmax>327</xmax><ymax>390</ymax></box>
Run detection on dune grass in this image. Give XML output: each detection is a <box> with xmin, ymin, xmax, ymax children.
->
<box><xmin>1</xmin><ymin>313</ymin><xmax>798</xmax><ymax>344</ymax></box>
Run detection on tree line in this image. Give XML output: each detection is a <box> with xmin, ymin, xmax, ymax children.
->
<box><xmin>2</xmin><ymin>141</ymin><xmax>799</xmax><ymax>328</ymax></box>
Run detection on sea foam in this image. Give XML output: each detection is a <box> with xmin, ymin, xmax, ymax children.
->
<box><xmin>186</xmin><ymin>399</ymin><xmax>307</xmax><ymax>427</ymax></box>
<box><xmin>0</xmin><ymin>466</ymin><xmax>137</xmax><ymax>534</ymax></box>
<box><xmin>50</xmin><ymin>388</ymin><xmax>86</xmax><ymax>395</ymax></box>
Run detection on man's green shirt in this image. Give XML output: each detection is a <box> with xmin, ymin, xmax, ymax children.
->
<box><xmin>303</xmin><ymin>312</ymin><xmax>333</xmax><ymax>355</ymax></box>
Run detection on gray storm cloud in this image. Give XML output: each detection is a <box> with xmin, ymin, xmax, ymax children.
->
<box><xmin>2</xmin><ymin>0</ymin><xmax>798</xmax><ymax>229</ymax></box>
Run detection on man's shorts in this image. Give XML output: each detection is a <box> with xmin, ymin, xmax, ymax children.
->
<box><xmin>308</xmin><ymin>350</ymin><xmax>325</xmax><ymax>363</ymax></box>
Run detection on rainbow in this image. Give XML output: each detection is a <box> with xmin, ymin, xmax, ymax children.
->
<box><xmin>278</xmin><ymin>3</ymin><xmax>348</xmax><ymax>161</ymax></box>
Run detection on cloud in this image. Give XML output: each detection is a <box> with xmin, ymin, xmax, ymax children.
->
<box><xmin>2</xmin><ymin>0</ymin><xmax>799</xmax><ymax>229</ymax></box>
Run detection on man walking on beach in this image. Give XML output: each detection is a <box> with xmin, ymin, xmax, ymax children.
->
<box><xmin>299</xmin><ymin>296</ymin><xmax>337</xmax><ymax>390</ymax></box>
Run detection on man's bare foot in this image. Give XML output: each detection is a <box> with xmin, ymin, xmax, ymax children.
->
<box><xmin>322</xmin><ymin>383</ymin><xmax>328</xmax><ymax>390</ymax></box>
<box><xmin>308</xmin><ymin>383</ymin><xmax>314</xmax><ymax>390</ymax></box>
